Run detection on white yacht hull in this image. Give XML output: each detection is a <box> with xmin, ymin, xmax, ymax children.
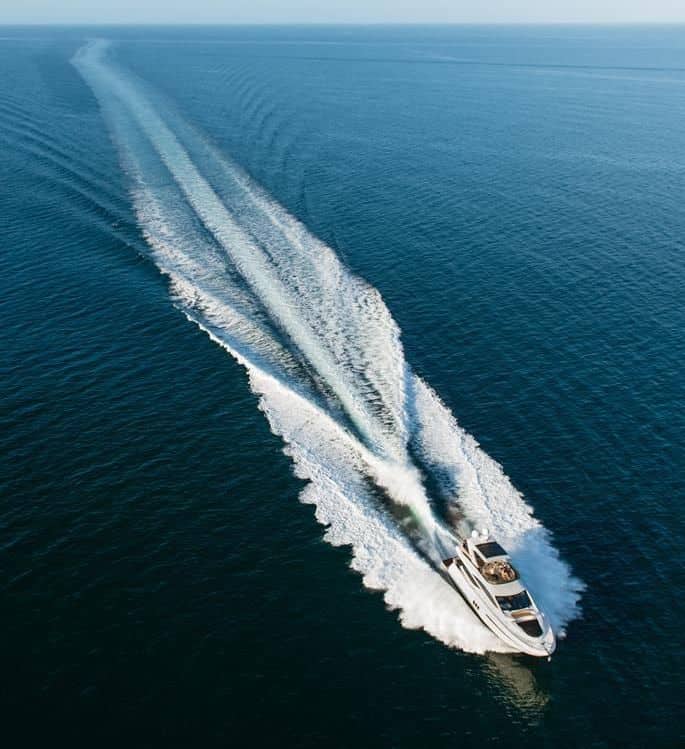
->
<box><xmin>443</xmin><ymin>553</ymin><xmax>556</xmax><ymax>658</ymax></box>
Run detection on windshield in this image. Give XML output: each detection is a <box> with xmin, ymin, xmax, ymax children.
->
<box><xmin>496</xmin><ymin>591</ymin><xmax>532</xmax><ymax>612</ymax></box>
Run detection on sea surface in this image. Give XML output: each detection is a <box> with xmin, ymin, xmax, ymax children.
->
<box><xmin>1</xmin><ymin>25</ymin><xmax>683</xmax><ymax>748</ymax></box>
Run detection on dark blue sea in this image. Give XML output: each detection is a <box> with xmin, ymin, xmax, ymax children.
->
<box><xmin>1</xmin><ymin>24</ymin><xmax>683</xmax><ymax>748</ymax></box>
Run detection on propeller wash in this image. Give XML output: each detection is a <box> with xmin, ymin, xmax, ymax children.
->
<box><xmin>73</xmin><ymin>39</ymin><xmax>583</xmax><ymax>655</ymax></box>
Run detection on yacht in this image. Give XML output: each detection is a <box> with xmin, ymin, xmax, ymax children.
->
<box><xmin>443</xmin><ymin>530</ymin><xmax>556</xmax><ymax>658</ymax></box>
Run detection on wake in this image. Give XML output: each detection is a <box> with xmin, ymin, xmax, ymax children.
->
<box><xmin>73</xmin><ymin>40</ymin><xmax>583</xmax><ymax>653</ymax></box>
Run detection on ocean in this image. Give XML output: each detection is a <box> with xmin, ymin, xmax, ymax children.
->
<box><xmin>1</xmin><ymin>24</ymin><xmax>683</xmax><ymax>748</ymax></box>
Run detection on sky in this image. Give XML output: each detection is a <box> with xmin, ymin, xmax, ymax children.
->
<box><xmin>1</xmin><ymin>0</ymin><xmax>684</xmax><ymax>25</ymax></box>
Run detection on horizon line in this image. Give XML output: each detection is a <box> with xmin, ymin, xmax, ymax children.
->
<box><xmin>2</xmin><ymin>21</ymin><xmax>685</xmax><ymax>27</ymax></box>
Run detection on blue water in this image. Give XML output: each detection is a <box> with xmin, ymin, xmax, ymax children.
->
<box><xmin>1</xmin><ymin>25</ymin><xmax>684</xmax><ymax>747</ymax></box>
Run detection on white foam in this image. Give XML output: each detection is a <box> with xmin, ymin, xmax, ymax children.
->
<box><xmin>73</xmin><ymin>39</ymin><xmax>583</xmax><ymax>653</ymax></box>
<box><xmin>187</xmin><ymin>311</ymin><xmax>507</xmax><ymax>654</ymax></box>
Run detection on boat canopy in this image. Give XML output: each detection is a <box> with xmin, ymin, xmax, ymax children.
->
<box><xmin>476</xmin><ymin>541</ymin><xmax>507</xmax><ymax>558</ymax></box>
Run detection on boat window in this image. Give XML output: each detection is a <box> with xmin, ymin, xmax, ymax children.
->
<box><xmin>496</xmin><ymin>591</ymin><xmax>532</xmax><ymax>612</ymax></box>
<box><xmin>476</xmin><ymin>541</ymin><xmax>508</xmax><ymax>558</ymax></box>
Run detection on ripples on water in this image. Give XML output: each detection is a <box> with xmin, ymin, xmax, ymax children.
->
<box><xmin>1</xmin><ymin>25</ymin><xmax>683</xmax><ymax>749</ymax></box>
